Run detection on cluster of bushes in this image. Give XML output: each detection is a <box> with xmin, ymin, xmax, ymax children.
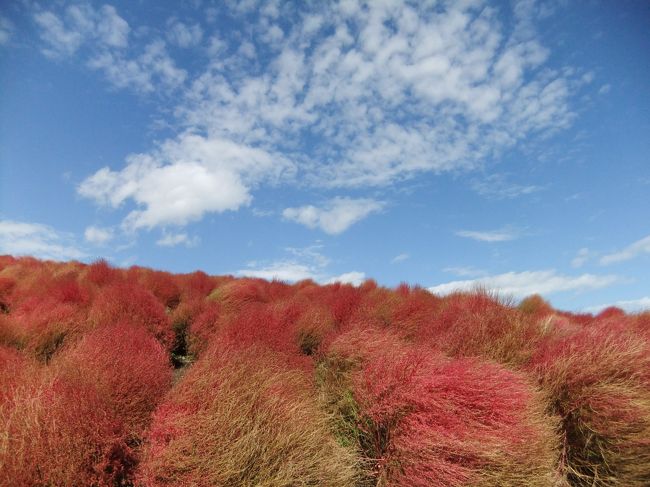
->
<box><xmin>0</xmin><ymin>255</ymin><xmax>648</xmax><ymax>486</ymax></box>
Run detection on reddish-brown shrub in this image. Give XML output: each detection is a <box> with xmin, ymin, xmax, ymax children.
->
<box><xmin>421</xmin><ymin>291</ymin><xmax>543</xmax><ymax>366</ymax></box>
<box><xmin>84</xmin><ymin>258</ymin><xmax>122</xmax><ymax>287</ymax></box>
<box><xmin>133</xmin><ymin>268</ymin><xmax>181</xmax><ymax>309</ymax></box>
<box><xmin>55</xmin><ymin>322</ymin><xmax>173</xmax><ymax>436</ymax></box>
<box><xmin>319</xmin><ymin>327</ymin><xmax>560</xmax><ymax>486</ymax></box>
<box><xmin>0</xmin><ymin>367</ymin><xmax>128</xmax><ymax>486</ymax></box>
<box><xmin>137</xmin><ymin>344</ymin><xmax>360</xmax><ymax>486</ymax></box>
<box><xmin>88</xmin><ymin>281</ymin><xmax>174</xmax><ymax>350</ymax></box>
<box><xmin>529</xmin><ymin>322</ymin><xmax>650</xmax><ymax>486</ymax></box>
<box><xmin>6</xmin><ymin>296</ymin><xmax>86</xmax><ymax>361</ymax></box>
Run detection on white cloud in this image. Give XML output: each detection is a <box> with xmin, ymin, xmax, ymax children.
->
<box><xmin>443</xmin><ymin>266</ymin><xmax>487</xmax><ymax>277</ymax></box>
<box><xmin>0</xmin><ymin>220</ymin><xmax>86</xmax><ymax>261</ymax></box>
<box><xmin>0</xmin><ymin>16</ymin><xmax>14</xmax><ymax>45</ymax></box>
<box><xmin>167</xmin><ymin>21</ymin><xmax>203</xmax><ymax>48</ymax></box>
<box><xmin>87</xmin><ymin>39</ymin><xmax>186</xmax><ymax>93</ymax></box>
<box><xmin>283</xmin><ymin>197</ymin><xmax>383</xmax><ymax>235</ymax></box>
<box><xmin>34</xmin><ymin>11</ymin><xmax>85</xmax><ymax>58</ymax></box>
<box><xmin>471</xmin><ymin>173</ymin><xmax>543</xmax><ymax>199</ymax></box>
<box><xmin>78</xmin><ymin>133</ymin><xmax>293</xmax><ymax>230</ymax></box>
<box><xmin>237</xmin><ymin>261</ymin><xmax>317</xmax><ymax>282</ymax></box>
<box><xmin>584</xmin><ymin>297</ymin><xmax>650</xmax><ymax>314</ymax></box>
<box><xmin>34</xmin><ymin>5</ymin><xmax>187</xmax><ymax>94</ymax></box>
<box><xmin>156</xmin><ymin>232</ymin><xmax>199</xmax><ymax>247</ymax></box>
<box><xmin>325</xmin><ymin>271</ymin><xmax>366</xmax><ymax>286</ymax></box>
<box><xmin>34</xmin><ymin>4</ymin><xmax>129</xmax><ymax>58</ymax></box>
<box><xmin>571</xmin><ymin>247</ymin><xmax>592</xmax><ymax>268</ymax></box>
<box><xmin>84</xmin><ymin>225</ymin><xmax>113</xmax><ymax>245</ymax></box>
<box><xmin>235</xmin><ymin>244</ymin><xmax>363</xmax><ymax>285</ymax></box>
<box><xmin>600</xmin><ymin>235</ymin><xmax>650</xmax><ymax>265</ymax></box>
<box><xmin>76</xmin><ymin>1</ymin><xmax>581</xmax><ymax>230</ymax></box>
<box><xmin>598</xmin><ymin>84</ymin><xmax>611</xmax><ymax>95</ymax></box>
<box><xmin>391</xmin><ymin>253</ymin><xmax>409</xmax><ymax>264</ymax></box>
<box><xmin>428</xmin><ymin>269</ymin><xmax>619</xmax><ymax>299</ymax></box>
<box><xmin>456</xmin><ymin>227</ymin><xmax>519</xmax><ymax>242</ymax></box>
<box><xmin>173</xmin><ymin>0</ymin><xmax>578</xmax><ymax>189</ymax></box>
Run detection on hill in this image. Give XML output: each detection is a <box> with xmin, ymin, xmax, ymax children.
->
<box><xmin>0</xmin><ymin>255</ymin><xmax>648</xmax><ymax>486</ymax></box>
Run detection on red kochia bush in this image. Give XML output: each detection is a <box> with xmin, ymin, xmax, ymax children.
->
<box><xmin>529</xmin><ymin>322</ymin><xmax>650</xmax><ymax>486</ymax></box>
<box><xmin>360</xmin><ymin>352</ymin><xmax>559</xmax><ymax>486</ymax></box>
<box><xmin>6</xmin><ymin>296</ymin><xmax>86</xmax><ymax>361</ymax></box>
<box><xmin>0</xmin><ymin>366</ymin><xmax>125</xmax><ymax>486</ymax></box>
<box><xmin>138</xmin><ymin>344</ymin><xmax>359</xmax><ymax>486</ymax></box>
<box><xmin>88</xmin><ymin>281</ymin><xmax>174</xmax><ymax>350</ymax></box>
<box><xmin>321</xmin><ymin>327</ymin><xmax>559</xmax><ymax>486</ymax></box>
<box><xmin>55</xmin><ymin>322</ymin><xmax>173</xmax><ymax>436</ymax></box>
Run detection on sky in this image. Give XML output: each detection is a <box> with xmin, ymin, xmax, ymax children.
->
<box><xmin>1</xmin><ymin>0</ymin><xmax>649</xmax><ymax>313</ymax></box>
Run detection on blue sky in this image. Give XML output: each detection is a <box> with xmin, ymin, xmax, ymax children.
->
<box><xmin>1</xmin><ymin>0</ymin><xmax>649</xmax><ymax>312</ymax></box>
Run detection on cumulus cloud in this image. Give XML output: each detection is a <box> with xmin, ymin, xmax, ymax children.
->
<box><xmin>0</xmin><ymin>220</ymin><xmax>86</xmax><ymax>261</ymax></box>
<box><xmin>283</xmin><ymin>197</ymin><xmax>383</xmax><ymax>235</ymax></box>
<box><xmin>78</xmin><ymin>133</ymin><xmax>293</xmax><ymax>230</ymax></box>
<box><xmin>428</xmin><ymin>269</ymin><xmax>619</xmax><ymax>299</ymax></box>
<box><xmin>84</xmin><ymin>225</ymin><xmax>113</xmax><ymax>245</ymax></box>
<box><xmin>600</xmin><ymin>235</ymin><xmax>650</xmax><ymax>265</ymax></box>
<box><xmin>156</xmin><ymin>232</ymin><xmax>199</xmax><ymax>247</ymax></box>
<box><xmin>456</xmin><ymin>227</ymin><xmax>520</xmax><ymax>242</ymax></box>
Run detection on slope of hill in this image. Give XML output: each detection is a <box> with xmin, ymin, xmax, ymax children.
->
<box><xmin>0</xmin><ymin>255</ymin><xmax>648</xmax><ymax>486</ymax></box>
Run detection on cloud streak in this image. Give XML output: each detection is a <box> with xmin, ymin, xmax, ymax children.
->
<box><xmin>0</xmin><ymin>220</ymin><xmax>86</xmax><ymax>261</ymax></box>
<box><xmin>428</xmin><ymin>269</ymin><xmax>619</xmax><ymax>299</ymax></box>
<box><xmin>600</xmin><ymin>235</ymin><xmax>650</xmax><ymax>265</ymax></box>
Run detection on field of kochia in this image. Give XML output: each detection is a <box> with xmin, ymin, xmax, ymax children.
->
<box><xmin>0</xmin><ymin>256</ymin><xmax>648</xmax><ymax>486</ymax></box>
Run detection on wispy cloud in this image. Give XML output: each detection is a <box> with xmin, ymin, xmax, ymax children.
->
<box><xmin>443</xmin><ymin>266</ymin><xmax>487</xmax><ymax>278</ymax></box>
<box><xmin>0</xmin><ymin>220</ymin><xmax>86</xmax><ymax>261</ymax></box>
<box><xmin>34</xmin><ymin>4</ymin><xmax>129</xmax><ymax>58</ymax></box>
<box><xmin>600</xmin><ymin>235</ymin><xmax>650</xmax><ymax>265</ymax></box>
<box><xmin>235</xmin><ymin>244</ymin><xmax>364</xmax><ymax>285</ymax></box>
<box><xmin>471</xmin><ymin>173</ymin><xmax>543</xmax><ymax>200</ymax></box>
<box><xmin>571</xmin><ymin>247</ymin><xmax>593</xmax><ymax>268</ymax></box>
<box><xmin>584</xmin><ymin>296</ymin><xmax>650</xmax><ymax>314</ymax></box>
<box><xmin>34</xmin><ymin>4</ymin><xmax>185</xmax><ymax>94</ymax></box>
<box><xmin>391</xmin><ymin>253</ymin><xmax>409</xmax><ymax>264</ymax></box>
<box><xmin>456</xmin><ymin>227</ymin><xmax>520</xmax><ymax>242</ymax></box>
<box><xmin>428</xmin><ymin>269</ymin><xmax>620</xmax><ymax>299</ymax></box>
<box><xmin>166</xmin><ymin>20</ymin><xmax>203</xmax><ymax>48</ymax></box>
<box><xmin>283</xmin><ymin>197</ymin><xmax>383</xmax><ymax>235</ymax></box>
<box><xmin>156</xmin><ymin>232</ymin><xmax>199</xmax><ymax>248</ymax></box>
<box><xmin>0</xmin><ymin>16</ymin><xmax>13</xmax><ymax>45</ymax></box>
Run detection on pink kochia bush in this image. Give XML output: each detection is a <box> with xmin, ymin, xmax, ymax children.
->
<box><xmin>322</xmin><ymin>328</ymin><xmax>560</xmax><ymax>486</ymax></box>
